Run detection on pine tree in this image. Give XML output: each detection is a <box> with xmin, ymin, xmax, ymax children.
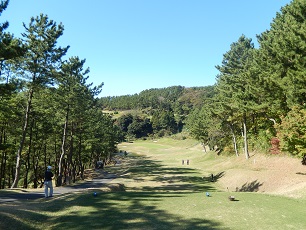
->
<box><xmin>215</xmin><ymin>35</ymin><xmax>255</xmax><ymax>159</ymax></box>
<box><xmin>258</xmin><ymin>0</ymin><xmax>306</xmax><ymax>108</ymax></box>
<box><xmin>55</xmin><ymin>56</ymin><xmax>103</xmax><ymax>186</ymax></box>
<box><xmin>11</xmin><ymin>14</ymin><xmax>69</xmax><ymax>188</ymax></box>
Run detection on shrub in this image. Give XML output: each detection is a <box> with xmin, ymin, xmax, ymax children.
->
<box><xmin>276</xmin><ymin>106</ymin><xmax>306</xmax><ymax>161</ymax></box>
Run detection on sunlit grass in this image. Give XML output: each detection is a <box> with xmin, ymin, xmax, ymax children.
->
<box><xmin>1</xmin><ymin>138</ymin><xmax>305</xmax><ymax>230</ymax></box>
<box><xmin>2</xmin><ymin>190</ymin><xmax>304</xmax><ymax>230</ymax></box>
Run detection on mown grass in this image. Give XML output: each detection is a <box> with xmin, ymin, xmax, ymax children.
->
<box><xmin>0</xmin><ymin>138</ymin><xmax>305</xmax><ymax>230</ymax></box>
<box><xmin>1</xmin><ymin>190</ymin><xmax>304</xmax><ymax>229</ymax></box>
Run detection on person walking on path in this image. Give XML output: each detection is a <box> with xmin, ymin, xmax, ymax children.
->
<box><xmin>44</xmin><ymin>166</ymin><xmax>54</xmax><ymax>198</ymax></box>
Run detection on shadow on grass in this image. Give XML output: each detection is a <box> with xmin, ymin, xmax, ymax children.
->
<box><xmin>235</xmin><ymin>180</ymin><xmax>263</xmax><ymax>192</ymax></box>
<box><xmin>213</xmin><ymin>171</ymin><xmax>225</xmax><ymax>181</ymax></box>
<box><xmin>113</xmin><ymin>155</ymin><xmax>217</xmax><ymax>193</ymax></box>
<box><xmin>49</xmin><ymin>154</ymin><xmax>224</xmax><ymax>229</ymax></box>
<box><xmin>201</xmin><ymin>171</ymin><xmax>225</xmax><ymax>183</ymax></box>
<box><xmin>0</xmin><ymin>192</ymin><xmax>227</xmax><ymax>230</ymax></box>
<box><xmin>49</xmin><ymin>192</ymin><xmax>226</xmax><ymax>230</ymax></box>
<box><xmin>0</xmin><ymin>153</ymin><xmax>226</xmax><ymax>230</ymax></box>
<box><xmin>0</xmin><ymin>203</ymin><xmax>49</xmax><ymax>230</ymax></box>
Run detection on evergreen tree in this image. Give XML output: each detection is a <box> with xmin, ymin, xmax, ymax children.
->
<box><xmin>55</xmin><ymin>56</ymin><xmax>102</xmax><ymax>185</ymax></box>
<box><xmin>11</xmin><ymin>14</ymin><xmax>69</xmax><ymax>188</ymax></box>
<box><xmin>258</xmin><ymin>0</ymin><xmax>306</xmax><ymax>108</ymax></box>
<box><xmin>215</xmin><ymin>35</ymin><xmax>255</xmax><ymax>159</ymax></box>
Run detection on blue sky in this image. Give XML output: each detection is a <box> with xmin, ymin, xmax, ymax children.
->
<box><xmin>3</xmin><ymin>0</ymin><xmax>291</xmax><ymax>97</ymax></box>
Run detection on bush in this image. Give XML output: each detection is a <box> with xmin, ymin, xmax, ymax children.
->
<box><xmin>276</xmin><ymin>106</ymin><xmax>306</xmax><ymax>161</ymax></box>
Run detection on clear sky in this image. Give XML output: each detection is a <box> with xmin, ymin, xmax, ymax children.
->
<box><xmin>3</xmin><ymin>0</ymin><xmax>291</xmax><ymax>97</ymax></box>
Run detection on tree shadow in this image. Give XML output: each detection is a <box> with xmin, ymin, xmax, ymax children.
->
<box><xmin>0</xmin><ymin>153</ymin><xmax>229</xmax><ymax>229</ymax></box>
<box><xmin>49</xmin><ymin>192</ymin><xmax>227</xmax><ymax>230</ymax></box>
<box><xmin>212</xmin><ymin>171</ymin><xmax>225</xmax><ymax>182</ymax></box>
<box><xmin>235</xmin><ymin>180</ymin><xmax>263</xmax><ymax>192</ymax></box>
<box><xmin>113</xmin><ymin>155</ymin><xmax>217</xmax><ymax>193</ymax></box>
<box><xmin>201</xmin><ymin>171</ymin><xmax>225</xmax><ymax>183</ymax></box>
<box><xmin>296</xmin><ymin>172</ymin><xmax>306</xmax><ymax>176</ymax></box>
<box><xmin>0</xmin><ymin>191</ymin><xmax>227</xmax><ymax>230</ymax></box>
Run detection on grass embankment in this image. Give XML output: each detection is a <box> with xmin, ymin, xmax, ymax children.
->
<box><xmin>0</xmin><ymin>138</ymin><xmax>305</xmax><ymax>230</ymax></box>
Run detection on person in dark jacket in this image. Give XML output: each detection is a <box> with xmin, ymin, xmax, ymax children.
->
<box><xmin>44</xmin><ymin>166</ymin><xmax>54</xmax><ymax>198</ymax></box>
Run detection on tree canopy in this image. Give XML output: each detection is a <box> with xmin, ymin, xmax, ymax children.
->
<box><xmin>0</xmin><ymin>2</ymin><xmax>121</xmax><ymax>189</ymax></box>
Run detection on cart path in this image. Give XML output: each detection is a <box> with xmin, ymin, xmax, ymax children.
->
<box><xmin>0</xmin><ymin>171</ymin><xmax>117</xmax><ymax>203</ymax></box>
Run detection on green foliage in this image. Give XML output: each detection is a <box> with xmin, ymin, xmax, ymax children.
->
<box><xmin>248</xmin><ymin>130</ymin><xmax>274</xmax><ymax>154</ymax></box>
<box><xmin>208</xmin><ymin>1</ymin><xmax>306</xmax><ymax>161</ymax></box>
<box><xmin>99</xmin><ymin>85</ymin><xmax>214</xmax><ymax>113</ymax></box>
<box><xmin>115</xmin><ymin>113</ymin><xmax>153</xmax><ymax>139</ymax></box>
<box><xmin>0</xmin><ymin>11</ymin><xmax>125</xmax><ymax>188</ymax></box>
<box><xmin>127</xmin><ymin>117</ymin><xmax>153</xmax><ymax>138</ymax></box>
<box><xmin>115</xmin><ymin>113</ymin><xmax>134</xmax><ymax>132</ymax></box>
<box><xmin>0</xmin><ymin>0</ymin><xmax>8</xmax><ymax>33</ymax></box>
<box><xmin>276</xmin><ymin>106</ymin><xmax>306</xmax><ymax>158</ymax></box>
<box><xmin>257</xmin><ymin>0</ymin><xmax>306</xmax><ymax>110</ymax></box>
<box><xmin>186</xmin><ymin>108</ymin><xmax>209</xmax><ymax>144</ymax></box>
<box><xmin>151</xmin><ymin>109</ymin><xmax>177</xmax><ymax>135</ymax></box>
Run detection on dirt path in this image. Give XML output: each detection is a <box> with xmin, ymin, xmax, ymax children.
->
<box><xmin>0</xmin><ymin>170</ymin><xmax>116</xmax><ymax>203</ymax></box>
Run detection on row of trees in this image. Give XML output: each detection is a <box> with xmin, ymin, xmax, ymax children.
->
<box><xmin>115</xmin><ymin>110</ymin><xmax>181</xmax><ymax>139</ymax></box>
<box><xmin>100</xmin><ymin>86</ymin><xmax>215</xmax><ymax>140</ymax></box>
<box><xmin>0</xmin><ymin>1</ymin><xmax>122</xmax><ymax>189</ymax></box>
<box><xmin>99</xmin><ymin>85</ymin><xmax>215</xmax><ymax>113</ymax></box>
<box><xmin>187</xmin><ymin>0</ymin><xmax>306</xmax><ymax>164</ymax></box>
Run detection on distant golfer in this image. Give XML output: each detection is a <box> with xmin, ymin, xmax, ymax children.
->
<box><xmin>44</xmin><ymin>166</ymin><xmax>54</xmax><ymax>198</ymax></box>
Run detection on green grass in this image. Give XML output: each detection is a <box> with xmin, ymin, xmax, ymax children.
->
<box><xmin>0</xmin><ymin>138</ymin><xmax>305</xmax><ymax>230</ymax></box>
<box><xmin>1</xmin><ymin>191</ymin><xmax>304</xmax><ymax>230</ymax></box>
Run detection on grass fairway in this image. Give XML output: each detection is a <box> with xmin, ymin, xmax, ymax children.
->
<box><xmin>0</xmin><ymin>138</ymin><xmax>305</xmax><ymax>230</ymax></box>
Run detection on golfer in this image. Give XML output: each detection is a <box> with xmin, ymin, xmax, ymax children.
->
<box><xmin>44</xmin><ymin>166</ymin><xmax>54</xmax><ymax>198</ymax></box>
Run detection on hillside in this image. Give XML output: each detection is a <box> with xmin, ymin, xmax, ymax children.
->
<box><xmin>180</xmin><ymin>140</ymin><xmax>306</xmax><ymax>198</ymax></box>
<box><xmin>212</xmin><ymin>153</ymin><xmax>306</xmax><ymax>198</ymax></box>
<box><xmin>117</xmin><ymin>138</ymin><xmax>306</xmax><ymax>199</ymax></box>
<box><xmin>98</xmin><ymin>85</ymin><xmax>215</xmax><ymax>110</ymax></box>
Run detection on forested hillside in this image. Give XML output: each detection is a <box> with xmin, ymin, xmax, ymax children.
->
<box><xmin>98</xmin><ymin>86</ymin><xmax>215</xmax><ymax>139</ymax></box>
<box><xmin>99</xmin><ymin>85</ymin><xmax>215</xmax><ymax>111</ymax></box>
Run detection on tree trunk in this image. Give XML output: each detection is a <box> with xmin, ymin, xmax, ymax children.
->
<box><xmin>202</xmin><ymin>142</ymin><xmax>207</xmax><ymax>153</ymax></box>
<box><xmin>58</xmin><ymin>106</ymin><xmax>69</xmax><ymax>186</ymax></box>
<box><xmin>11</xmin><ymin>88</ymin><xmax>34</xmax><ymax>188</ymax></box>
<box><xmin>32</xmin><ymin>153</ymin><xmax>37</xmax><ymax>188</ymax></box>
<box><xmin>77</xmin><ymin>133</ymin><xmax>84</xmax><ymax>179</ymax></box>
<box><xmin>24</xmin><ymin>119</ymin><xmax>34</xmax><ymax>188</ymax></box>
<box><xmin>243</xmin><ymin>113</ymin><xmax>249</xmax><ymax>159</ymax></box>
<box><xmin>0</xmin><ymin>126</ymin><xmax>7</xmax><ymax>188</ymax></box>
<box><xmin>66</xmin><ymin>122</ymin><xmax>74</xmax><ymax>185</ymax></box>
<box><xmin>1</xmin><ymin>151</ymin><xmax>7</xmax><ymax>189</ymax></box>
<box><xmin>302</xmin><ymin>155</ymin><xmax>306</xmax><ymax>165</ymax></box>
<box><xmin>229</xmin><ymin>124</ymin><xmax>239</xmax><ymax>157</ymax></box>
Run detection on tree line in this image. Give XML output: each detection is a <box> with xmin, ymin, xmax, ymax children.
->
<box><xmin>187</xmin><ymin>0</ymin><xmax>306</xmax><ymax>164</ymax></box>
<box><xmin>100</xmin><ymin>86</ymin><xmax>215</xmax><ymax>139</ymax></box>
<box><xmin>101</xmin><ymin>0</ymin><xmax>306</xmax><ymax>165</ymax></box>
<box><xmin>0</xmin><ymin>1</ymin><xmax>122</xmax><ymax>189</ymax></box>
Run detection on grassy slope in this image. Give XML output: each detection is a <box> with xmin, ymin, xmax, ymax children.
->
<box><xmin>0</xmin><ymin>138</ymin><xmax>305</xmax><ymax>230</ymax></box>
<box><xmin>119</xmin><ymin>138</ymin><xmax>306</xmax><ymax>197</ymax></box>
